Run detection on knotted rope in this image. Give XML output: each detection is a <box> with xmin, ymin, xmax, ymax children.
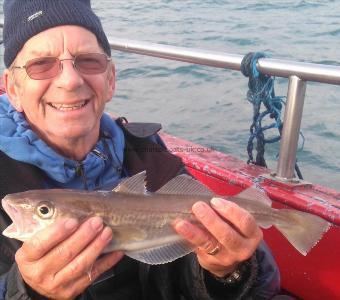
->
<box><xmin>240</xmin><ymin>52</ymin><xmax>303</xmax><ymax>179</ymax></box>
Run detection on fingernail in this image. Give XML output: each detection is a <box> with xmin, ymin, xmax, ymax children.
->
<box><xmin>211</xmin><ymin>197</ymin><xmax>224</xmax><ymax>208</ymax></box>
<box><xmin>64</xmin><ymin>218</ymin><xmax>78</xmax><ymax>230</ymax></box>
<box><xmin>101</xmin><ymin>227</ymin><xmax>113</xmax><ymax>242</ymax></box>
<box><xmin>175</xmin><ymin>220</ymin><xmax>194</xmax><ymax>240</ymax></box>
<box><xmin>91</xmin><ymin>217</ymin><xmax>103</xmax><ymax>231</ymax></box>
<box><xmin>193</xmin><ymin>202</ymin><xmax>206</xmax><ymax>217</ymax></box>
<box><xmin>175</xmin><ymin>220</ymin><xmax>190</xmax><ymax>234</ymax></box>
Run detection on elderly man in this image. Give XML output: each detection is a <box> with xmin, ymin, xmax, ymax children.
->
<box><xmin>0</xmin><ymin>0</ymin><xmax>279</xmax><ymax>299</ymax></box>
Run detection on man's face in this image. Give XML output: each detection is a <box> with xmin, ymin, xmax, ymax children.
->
<box><xmin>4</xmin><ymin>25</ymin><xmax>115</xmax><ymax>151</ymax></box>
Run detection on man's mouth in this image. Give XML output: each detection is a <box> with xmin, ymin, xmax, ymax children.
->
<box><xmin>48</xmin><ymin>100</ymin><xmax>89</xmax><ymax>111</ymax></box>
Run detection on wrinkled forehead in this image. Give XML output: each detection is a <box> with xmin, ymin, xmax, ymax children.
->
<box><xmin>16</xmin><ymin>25</ymin><xmax>104</xmax><ymax>62</ymax></box>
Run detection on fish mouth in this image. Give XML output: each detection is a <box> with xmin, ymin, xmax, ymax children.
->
<box><xmin>2</xmin><ymin>197</ymin><xmax>38</xmax><ymax>241</ymax></box>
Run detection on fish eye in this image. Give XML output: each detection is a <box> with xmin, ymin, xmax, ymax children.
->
<box><xmin>36</xmin><ymin>201</ymin><xmax>54</xmax><ymax>219</ymax></box>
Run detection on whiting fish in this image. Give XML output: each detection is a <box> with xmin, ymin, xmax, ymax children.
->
<box><xmin>2</xmin><ymin>172</ymin><xmax>331</xmax><ymax>264</ymax></box>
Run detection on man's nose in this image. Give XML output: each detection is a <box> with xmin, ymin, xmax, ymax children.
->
<box><xmin>54</xmin><ymin>59</ymin><xmax>84</xmax><ymax>90</ymax></box>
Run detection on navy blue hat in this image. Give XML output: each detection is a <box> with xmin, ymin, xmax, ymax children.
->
<box><xmin>3</xmin><ymin>0</ymin><xmax>111</xmax><ymax>68</ymax></box>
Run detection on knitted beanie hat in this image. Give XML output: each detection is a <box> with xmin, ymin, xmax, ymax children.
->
<box><xmin>3</xmin><ymin>0</ymin><xmax>111</xmax><ymax>67</ymax></box>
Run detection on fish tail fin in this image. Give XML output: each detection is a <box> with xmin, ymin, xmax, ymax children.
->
<box><xmin>275</xmin><ymin>209</ymin><xmax>331</xmax><ymax>256</ymax></box>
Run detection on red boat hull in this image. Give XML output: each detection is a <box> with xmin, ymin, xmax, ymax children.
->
<box><xmin>161</xmin><ymin>133</ymin><xmax>340</xmax><ymax>300</ymax></box>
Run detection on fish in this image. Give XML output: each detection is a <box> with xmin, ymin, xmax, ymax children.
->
<box><xmin>1</xmin><ymin>171</ymin><xmax>331</xmax><ymax>264</ymax></box>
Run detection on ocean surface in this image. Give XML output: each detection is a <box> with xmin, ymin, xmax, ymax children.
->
<box><xmin>1</xmin><ymin>0</ymin><xmax>339</xmax><ymax>190</ymax></box>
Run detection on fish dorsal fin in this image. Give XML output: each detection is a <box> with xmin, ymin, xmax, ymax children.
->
<box><xmin>113</xmin><ymin>171</ymin><xmax>146</xmax><ymax>194</ymax></box>
<box><xmin>126</xmin><ymin>238</ymin><xmax>193</xmax><ymax>265</ymax></box>
<box><xmin>237</xmin><ymin>187</ymin><xmax>272</xmax><ymax>206</ymax></box>
<box><xmin>156</xmin><ymin>174</ymin><xmax>214</xmax><ymax>196</ymax></box>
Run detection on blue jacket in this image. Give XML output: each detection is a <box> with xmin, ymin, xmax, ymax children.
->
<box><xmin>0</xmin><ymin>94</ymin><xmax>125</xmax><ymax>191</ymax></box>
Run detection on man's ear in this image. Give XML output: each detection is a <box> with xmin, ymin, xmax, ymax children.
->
<box><xmin>106</xmin><ymin>63</ymin><xmax>116</xmax><ymax>103</ymax></box>
<box><xmin>3</xmin><ymin>69</ymin><xmax>23</xmax><ymax>112</ymax></box>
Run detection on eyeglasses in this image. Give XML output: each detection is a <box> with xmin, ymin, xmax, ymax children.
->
<box><xmin>12</xmin><ymin>53</ymin><xmax>112</xmax><ymax>80</ymax></box>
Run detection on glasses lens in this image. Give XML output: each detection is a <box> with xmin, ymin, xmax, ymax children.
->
<box><xmin>75</xmin><ymin>53</ymin><xmax>109</xmax><ymax>74</ymax></box>
<box><xmin>26</xmin><ymin>57</ymin><xmax>60</xmax><ymax>80</ymax></box>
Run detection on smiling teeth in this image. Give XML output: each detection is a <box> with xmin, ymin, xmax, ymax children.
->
<box><xmin>50</xmin><ymin>101</ymin><xmax>86</xmax><ymax>111</ymax></box>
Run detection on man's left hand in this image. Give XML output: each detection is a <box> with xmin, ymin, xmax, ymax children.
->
<box><xmin>174</xmin><ymin>197</ymin><xmax>263</xmax><ymax>278</ymax></box>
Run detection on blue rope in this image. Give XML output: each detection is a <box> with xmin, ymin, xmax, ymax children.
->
<box><xmin>240</xmin><ymin>52</ymin><xmax>303</xmax><ymax>179</ymax></box>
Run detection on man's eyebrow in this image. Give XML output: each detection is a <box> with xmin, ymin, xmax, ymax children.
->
<box><xmin>26</xmin><ymin>49</ymin><xmax>55</xmax><ymax>57</ymax></box>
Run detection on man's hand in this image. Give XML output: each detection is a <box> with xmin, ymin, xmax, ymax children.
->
<box><xmin>174</xmin><ymin>197</ymin><xmax>262</xmax><ymax>278</ymax></box>
<box><xmin>15</xmin><ymin>217</ymin><xmax>123</xmax><ymax>300</ymax></box>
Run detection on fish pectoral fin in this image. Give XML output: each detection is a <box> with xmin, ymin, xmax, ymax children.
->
<box><xmin>113</xmin><ymin>171</ymin><xmax>147</xmax><ymax>194</ymax></box>
<box><xmin>155</xmin><ymin>174</ymin><xmax>214</xmax><ymax>196</ymax></box>
<box><xmin>237</xmin><ymin>187</ymin><xmax>272</xmax><ymax>206</ymax></box>
<box><xmin>125</xmin><ymin>238</ymin><xmax>193</xmax><ymax>265</ymax></box>
<box><xmin>111</xmin><ymin>226</ymin><xmax>147</xmax><ymax>241</ymax></box>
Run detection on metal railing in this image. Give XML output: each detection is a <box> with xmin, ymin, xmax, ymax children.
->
<box><xmin>1</xmin><ymin>23</ymin><xmax>339</xmax><ymax>181</ymax></box>
<box><xmin>108</xmin><ymin>38</ymin><xmax>340</xmax><ymax>182</ymax></box>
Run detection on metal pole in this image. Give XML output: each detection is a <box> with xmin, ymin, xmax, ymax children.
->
<box><xmin>276</xmin><ymin>76</ymin><xmax>307</xmax><ymax>180</ymax></box>
<box><xmin>108</xmin><ymin>38</ymin><xmax>340</xmax><ymax>85</ymax></box>
<box><xmin>110</xmin><ymin>38</ymin><xmax>243</xmax><ymax>71</ymax></box>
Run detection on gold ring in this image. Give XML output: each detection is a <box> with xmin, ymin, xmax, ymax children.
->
<box><xmin>207</xmin><ymin>244</ymin><xmax>220</xmax><ymax>255</ymax></box>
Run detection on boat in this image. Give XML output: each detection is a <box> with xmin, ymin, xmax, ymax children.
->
<box><xmin>0</xmin><ymin>32</ymin><xmax>338</xmax><ymax>299</ymax></box>
<box><xmin>108</xmin><ymin>39</ymin><xmax>340</xmax><ymax>300</ymax></box>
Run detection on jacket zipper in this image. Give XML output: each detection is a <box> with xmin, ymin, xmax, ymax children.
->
<box><xmin>75</xmin><ymin>163</ymin><xmax>88</xmax><ymax>190</ymax></box>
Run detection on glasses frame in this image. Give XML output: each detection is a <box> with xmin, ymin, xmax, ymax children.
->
<box><xmin>12</xmin><ymin>53</ymin><xmax>112</xmax><ymax>80</ymax></box>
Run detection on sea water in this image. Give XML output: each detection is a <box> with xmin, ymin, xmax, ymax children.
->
<box><xmin>1</xmin><ymin>0</ymin><xmax>339</xmax><ymax>190</ymax></box>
